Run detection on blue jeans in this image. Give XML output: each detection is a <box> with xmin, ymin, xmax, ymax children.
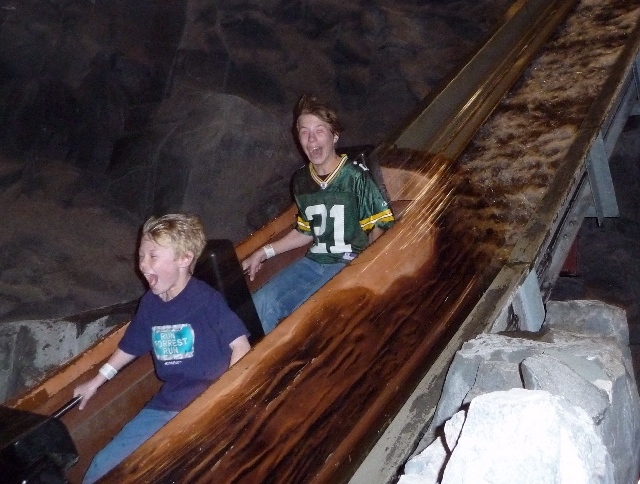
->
<box><xmin>83</xmin><ymin>407</ymin><xmax>178</xmax><ymax>484</ymax></box>
<box><xmin>253</xmin><ymin>257</ymin><xmax>346</xmax><ymax>334</ymax></box>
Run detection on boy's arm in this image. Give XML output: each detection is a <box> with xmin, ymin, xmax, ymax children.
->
<box><xmin>242</xmin><ymin>229</ymin><xmax>312</xmax><ymax>281</ymax></box>
<box><xmin>228</xmin><ymin>335</ymin><xmax>251</xmax><ymax>366</ymax></box>
<box><xmin>74</xmin><ymin>348</ymin><xmax>137</xmax><ymax>410</ymax></box>
<box><xmin>368</xmin><ymin>226</ymin><xmax>385</xmax><ymax>244</ymax></box>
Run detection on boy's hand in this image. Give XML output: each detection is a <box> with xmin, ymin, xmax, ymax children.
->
<box><xmin>242</xmin><ymin>250</ymin><xmax>266</xmax><ymax>281</ymax></box>
<box><xmin>241</xmin><ymin>230</ymin><xmax>311</xmax><ymax>281</ymax></box>
<box><xmin>74</xmin><ymin>376</ymin><xmax>104</xmax><ymax>410</ymax></box>
<box><xmin>73</xmin><ymin>350</ymin><xmax>134</xmax><ymax>409</ymax></box>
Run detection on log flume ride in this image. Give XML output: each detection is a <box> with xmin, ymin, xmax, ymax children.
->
<box><xmin>6</xmin><ymin>0</ymin><xmax>640</xmax><ymax>482</ymax></box>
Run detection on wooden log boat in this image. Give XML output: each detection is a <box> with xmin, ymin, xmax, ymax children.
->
<box><xmin>6</xmin><ymin>0</ymin><xmax>640</xmax><ymax>482</ymax></box>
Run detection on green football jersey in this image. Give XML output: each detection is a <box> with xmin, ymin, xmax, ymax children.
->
<box><xmin>292</xmin><ymin>154</ymin><xmax>395</xmax><ymax>264</ymax></box>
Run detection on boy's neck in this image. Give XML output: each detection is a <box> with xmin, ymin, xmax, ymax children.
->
<box><xmin>311</xmin><ymin>152</ymin><xmax>341</xmax><ymax>176</ymax></box>
<box><xmin>160</xmin><ymin>273</ymin><xmax>192</xmax><ymax>302</ymax></box>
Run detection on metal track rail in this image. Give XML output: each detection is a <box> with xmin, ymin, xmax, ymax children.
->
<box><xmin>387</xmin><ymin>0</ymin><xmax>579</xmax><ymax>158</ymax></box>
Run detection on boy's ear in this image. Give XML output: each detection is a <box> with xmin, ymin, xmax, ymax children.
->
<box><xmin>179</xmin><ymin>251</ymin><xmax>194</xmax><ymax>269</ymax></box>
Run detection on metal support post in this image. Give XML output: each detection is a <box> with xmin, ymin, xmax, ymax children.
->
<box><xmin>586</xmin><ymin>132</ymin><xmax>620</xmax><ymax>224</ymax></box>
<box><xmin>512</xmin><ymin>270</ymin><xmax>546</xmax><ymax>332</ymax></box>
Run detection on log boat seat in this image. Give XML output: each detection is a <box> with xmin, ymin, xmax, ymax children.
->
<box><xmin>193</xmin><ymin>239</ymin><xmax>265</xmax><ymax>344</ymax></box>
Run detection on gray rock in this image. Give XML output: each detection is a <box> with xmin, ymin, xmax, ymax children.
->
<box><xmin>545</xmin><ymin>300</ymin><xmax>629</xmax><ymax>345</ymax></box>
<box><xmin>463</xmin><ymin>359</ymin><xmax>523</xmax><ymax>405</ymax></box>
<box><xmin>0</xmin><ymin>310</ymin><xmax>132</xmax><ymax>403</ymax></box>
<box><xmin>421</xmin><ymin>326</ymin><xmax>640</xmax><ymax>484</ymax></box>
<box><xmin>423</xmin><ymin>333</ymin><xmax>540</xmax><ymax>443</ymax></box>
<box><xmin>0</xmin><ymin>171</ymin><xmax>144</xmax><ymax>325</ymax></box>
<box><xmin>108</xmin><ymin>91</ymin><xmax>301</xmax><ymax>241</ymax></box>
<box><xmin>521</xmin><ymin>353</ymin><xmax>610</xmax><ymax>424</ymax></box>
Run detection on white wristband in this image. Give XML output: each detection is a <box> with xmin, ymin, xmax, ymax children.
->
<box><xmin>262</xmin><ymin>243</ymin><xmax>276</xmax><ymax>260</ymax></box>
<box><xmin>99</xmin><ymin>363</ymin><xmax>117</xmax><ymax>380</ymax></box>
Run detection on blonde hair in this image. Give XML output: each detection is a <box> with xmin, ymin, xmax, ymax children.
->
<box><xmin>142</xmin><ymin>213</ymin><xmax>206</xmax><ymax>271</ymax></box>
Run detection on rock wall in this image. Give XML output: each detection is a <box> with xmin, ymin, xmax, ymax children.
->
<box><xmin>401</xmin><ymin>300</ymin><xmax>640</xmax><ymax>484</ymax></box>
<box><xmin>0</xmin><ymin>0</ymin><xmax>514</xmax><ymax>241</ymax></box>
<box><xmin>108</xmin><ymin>0</ymin><xmax>514</xmax><ymax>239</ymax></box>
<box><xmin>0</xmin><ymin>303</ymin><xmax>134</xmax><ymax>401</ymax></box>
<box><xmin>0</xmin><ymin>0</ymin><xmax>187</xmax><ymax>168</ymax></box>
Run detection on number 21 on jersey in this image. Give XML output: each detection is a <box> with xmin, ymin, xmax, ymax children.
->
<box><xmin>306</xmin><ymin>204</ymin><xmax>352</xmax><ymax>254</ymax></box>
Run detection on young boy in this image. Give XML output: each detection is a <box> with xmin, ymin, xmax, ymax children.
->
<box><xmin>74</xmin><ymin>213</ymin><xmax>251</xmax><ymax>484</ymax></box>
<box><xmin>242</xmin><ymin>95</ymin><xmax>395</xmax><ymax>334</ymax></box>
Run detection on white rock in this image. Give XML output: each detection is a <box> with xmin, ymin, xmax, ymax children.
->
<box><xmin>441</xmin><ymin>389</ymin><xmax>614</xmax><ymax>484</ymax></box>
<box><xmin>443</xmin><ymin>409</ymin><xmax>466</xmax><ymax>451</ymax></box>
<box><xmin>404</xmin><ymin>435</ymin><xmax>447</xmax><ymax>483</ymax></box>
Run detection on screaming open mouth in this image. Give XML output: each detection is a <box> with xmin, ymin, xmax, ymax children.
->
<box><xmin>144</xmin><ymin>273</ymin><xmax>158</xmax><ymax>288</ymax></box>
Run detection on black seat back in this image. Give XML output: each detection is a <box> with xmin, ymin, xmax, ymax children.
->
<box><xmin>194</xmin><ymin>239</ymin><xmax>264</xmax><ymax>345</ymax></box>
<box><xmin>0</xmin><ymin>405</ymin><xmax>78</xmax><ymax>483</ymax></box>
<box><xmin>341</xmin><ymin>145</ymin><xmax>391</xmax><ymax>203</ymax></box>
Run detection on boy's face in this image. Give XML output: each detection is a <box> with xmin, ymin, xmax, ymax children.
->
<box><xmin>138</xmin><ymin>235</ymin><xmax>192</xmax><ymax>302</ymax></box>
<box><xmin>297</xmin><ymin>113</ymin><xmax>339</xmax><ymax>175</ymax></box>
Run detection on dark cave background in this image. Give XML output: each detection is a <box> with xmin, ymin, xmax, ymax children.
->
<box><xmin>0</xmin><ymin>0</ymin><xmax>514</xmax><ymax>322</ymax></box>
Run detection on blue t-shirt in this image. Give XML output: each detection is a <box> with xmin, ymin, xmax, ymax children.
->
<box><xmin>119</xmin><ymin>277</ymin><xmax>249</xmax><ymax>411</ymax></box>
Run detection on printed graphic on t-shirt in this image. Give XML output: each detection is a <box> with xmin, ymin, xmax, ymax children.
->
<box><xmin>152</xmin><ymin>324</ymin><xmax>195</xmax><ymax>361</ymax></box>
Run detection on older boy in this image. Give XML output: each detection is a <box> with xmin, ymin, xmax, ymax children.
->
<box><xmin>243</xmin><ymin>95</ymin><xmax>394</xmax><ymax>334</ymax></box>
<box><xmin>75</xmin><ymin>213</ymin><xmax>250</xmax><ymax>484</ymax></box>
